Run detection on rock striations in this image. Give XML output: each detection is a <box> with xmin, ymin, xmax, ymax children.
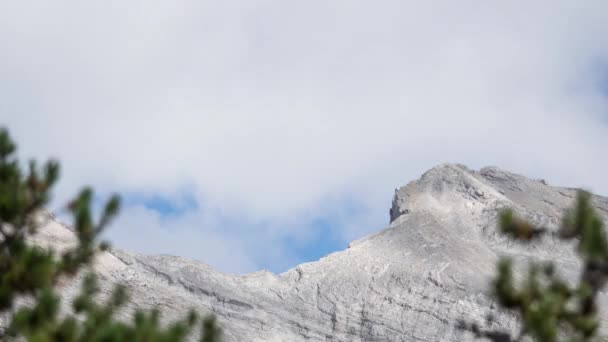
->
<box><xmin>19</xmin><ymin>164</ymin><xmax>608</xmax><ymax>341</ymax></box>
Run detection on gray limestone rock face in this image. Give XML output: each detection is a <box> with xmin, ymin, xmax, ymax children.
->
<box><xmin>12</xmin><ymin>164</ymin><xmax>608</xmax><ymax>341</ymax></box>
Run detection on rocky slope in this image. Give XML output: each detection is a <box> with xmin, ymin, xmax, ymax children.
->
<box><xmin>19</xmin><ymin>164</ymin><xmax>608</xmax><ymax>341</ymax></box>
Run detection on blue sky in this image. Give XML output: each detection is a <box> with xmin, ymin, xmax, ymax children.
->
<box><xmin>106</xmin><ymin>188</ymin><xmax>370</xmax><ymax>273</ymax></box>
<box><xmin>4</xmin><ymin>1</ymin><xmax>608</xmax><ymax>274</ymax></box>
<box><xmin>128</xmin><ymin>194</ymin><xmax>198</xmax><ymax>217</ymax></box>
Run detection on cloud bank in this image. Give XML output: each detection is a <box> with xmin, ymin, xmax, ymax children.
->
<box><xmin>3</xmin><ymin>1</ymin><xmax>608</xmax><ymax>273</ymax></box>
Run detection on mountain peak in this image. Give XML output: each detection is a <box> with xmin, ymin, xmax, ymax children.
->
<box><xmin>16</xmin><ymin>163</ymin><xmax>608</xmax><ymax>341</ymax></box>
<box><xmin>390</xmin><ymin>163</ymin><xmax>504</xmax><ymax>223</ymax></box>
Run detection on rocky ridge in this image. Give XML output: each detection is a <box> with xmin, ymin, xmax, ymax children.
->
<box><xmin>16</xmin><ymin>164</ymin><xmax>608</xmax><ymax>341</ymax></box>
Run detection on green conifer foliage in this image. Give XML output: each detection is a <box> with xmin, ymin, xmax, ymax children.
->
<box><xmin>0</xmin><ymin>128</ymin><xmax>221</xmax><ymax>341</ymax></box>
<box><xmin>461</xmin><ymin>191</ymin><xmax>608</xmax><ymax>342</ymax></box>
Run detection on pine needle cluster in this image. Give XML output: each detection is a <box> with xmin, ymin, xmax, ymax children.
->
<box><xmin>0</xmin><ymin>128</ymin><xmax>221</xmax><ymax>341</ymax></box>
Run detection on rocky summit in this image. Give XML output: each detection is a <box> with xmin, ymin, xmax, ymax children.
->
<box><xmin>17</xmin><ymin>164</ymin><xmax>608</xmax><ymax>341</ymax></box>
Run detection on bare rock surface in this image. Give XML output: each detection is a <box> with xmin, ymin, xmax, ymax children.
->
<box><xmin>23</xmin><ymin>164</ymin><xmax>608</xmax><ymax>341</ymax></box>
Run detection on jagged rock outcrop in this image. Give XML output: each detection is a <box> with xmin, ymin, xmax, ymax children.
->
<box><xmin>16</xmin><ymin>164</ymin><xmax>608</xmax><ymax>341</ymax></box>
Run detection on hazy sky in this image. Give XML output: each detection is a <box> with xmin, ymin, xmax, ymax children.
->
<box><xmin>3</xmin><ymin>1</ymin><xmax>608</xmax><ymax>274</ymax></box>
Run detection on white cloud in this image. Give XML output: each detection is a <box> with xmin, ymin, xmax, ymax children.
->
<box><xmin>3</xmin><ymin>1</ymin><xmax>608</xmax><ymax>272</ymax></box>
